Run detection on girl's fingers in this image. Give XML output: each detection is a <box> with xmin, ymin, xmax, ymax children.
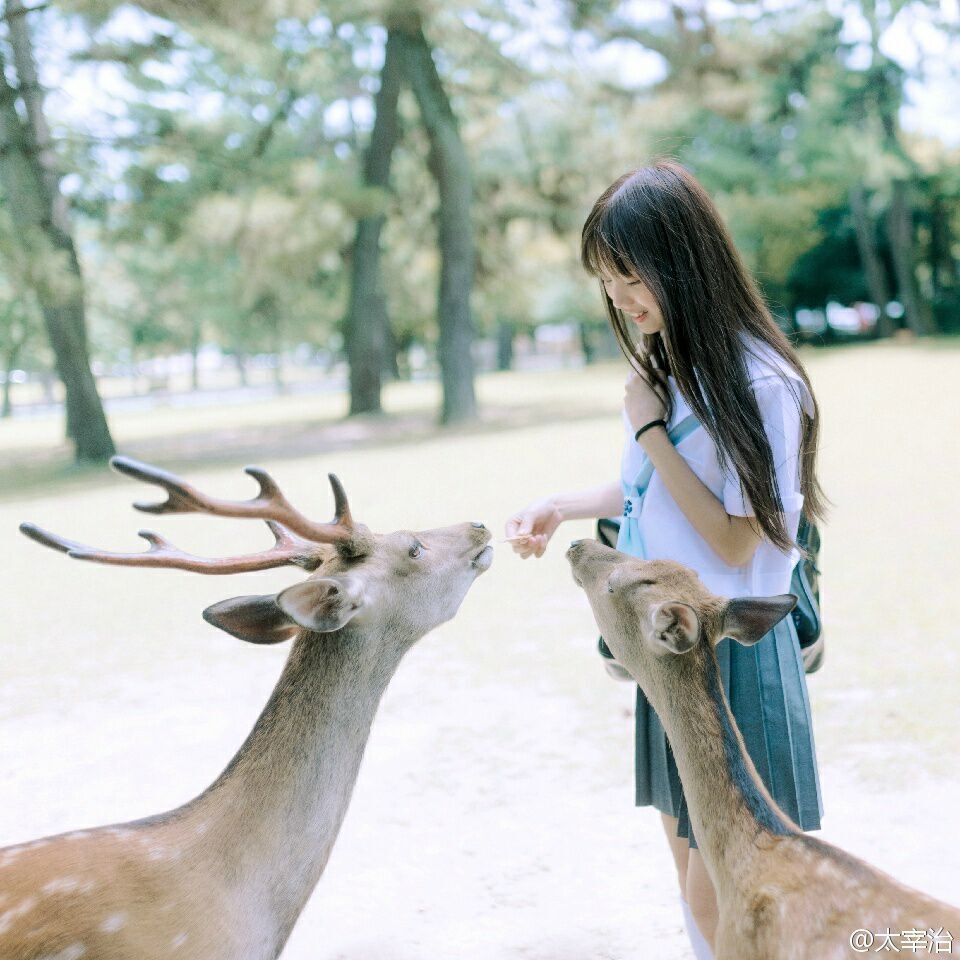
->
<box><xmin>507</xmin><ymin>514</ymin><xmax>537</xmax><ymax>537</ymax></box>
<box><xmin>507</xmin><ymin>534</ymin><xmax>549</xmax><ymax>558</ymax></box>
<box><xmin>503</xmin><ymin>511</ymin><xmax>551</xmax><ymax>557</ymax></box>
<box><xmin>510</xmin><ymin>536</ymin><xmax>536</xmax><ymax>557</ymax></box>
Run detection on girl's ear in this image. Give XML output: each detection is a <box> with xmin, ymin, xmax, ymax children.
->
<box><xmin>649</xmin><ymin>601</ymin><xmax>700</xmax><ymax>655</ymax></box>
<box><xmin>203</xmin><ymin>594</ymin><xmax>299</xmax><ymax>645</ymax></box>
<box><xmin>721</xmin><ymin>594</ymin><xmax>797</xmax><ymax>646</ymax></box>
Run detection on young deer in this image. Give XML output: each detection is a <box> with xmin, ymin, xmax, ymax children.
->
<box><xmin>2</xmin><ymin>457</ymin><xmax>493</xmax><ymax>960</ymax></box>
<box><xmin>566</xmin><ymin>538</ymin><xmax>960</xmax><ymax>960</ymax></box>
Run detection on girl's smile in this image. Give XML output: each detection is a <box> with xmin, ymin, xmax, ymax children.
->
<box><xmin>601</xmin><ymin>273</ymin><xmax>665</xmax><ymax>334</ymax></box>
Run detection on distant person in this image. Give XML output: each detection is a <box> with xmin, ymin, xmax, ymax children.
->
<box><xmin>505</xmin><ymin>160</ymin><xmax>825</xmax><ymax>959</ymax></box>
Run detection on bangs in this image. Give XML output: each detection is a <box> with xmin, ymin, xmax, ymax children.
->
<box><xmin>580</xmin><ymin>200</ymin><xmax>646</xmax><ymax>283</ymax></box>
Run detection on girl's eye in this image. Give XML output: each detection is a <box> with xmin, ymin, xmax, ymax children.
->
<box><xmin>409</xmin><ymin>541</ymin><xmax>423</xmax><ymax>559</ymax></box>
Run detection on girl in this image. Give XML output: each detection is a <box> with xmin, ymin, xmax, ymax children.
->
<box><xmin>505</xmin><ymin>160</ymin><xmax>824</xmax><ymax>959</ymax></box>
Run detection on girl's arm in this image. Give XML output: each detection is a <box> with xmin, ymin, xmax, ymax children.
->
<box><xmin>625</xmin><ymin>370</ymin><xmax>763</xmax><ymax>567</ymax></box>
<box><xmin>636</xmin><ymin>428</ymin><xmax>762</xmax><ymax>567</ymax></box>
<box><xmin>505</xmin><ymin>481</ymin><xmax>622</xmax><ymax>558</ymax></box>
<box><xmin>553</xmin><ymin>481</ymin><xmax>624</xmax><ymax>522</ymax></box>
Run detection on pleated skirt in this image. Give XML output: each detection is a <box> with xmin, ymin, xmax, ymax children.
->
<box><xmin>635</xmin><ymin>614</ymin><xmax>824</xmax><ymax>848</ymax></box>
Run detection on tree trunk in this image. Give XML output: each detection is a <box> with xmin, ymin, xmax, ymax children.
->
<box><xmin>6</xmin><ymin>0</ymin><xmax>69</xmax><ymax>239</ymax></box>
<box><xmin>2</xmin><ymin>342</ymin><xmax>22</xmax><ymax>418</ymax></box>
<box><xmin>0</xmin><ymin>17</ymin><xmax>115</xmax><ymax>461</ymax></box>
<box><xmin>929</xmin><ymin>186</ymin><xmax>957</xmax><ymax>297</ymax></box>
<box><xmin>272</xmin><ymin>323</ymin><xmax>285</xmax><ymax>393</ymax></box>
<box><xmin>233</xmin><ymin>351</ymin><xmax>248</xmax><ymax>387</ymax></box>
<box><xmin>496</xmin><ymin>319</ymin><xmax>514</xmax><ymax>371</ymax></box>
<box><xmin>190</xmin><ymin>314</ymin><xmax>202</xmax><ymax>392</ymax></box>
<box><xmin>578</xmin><ymin>322</ymin><xmax>595</xmax><ymax>364</ymax></box>
<box><xmin>887</xmin><ymin>179</ymin><xmax>936</xmax><ymax>336</ymax></box>
<box><xmin>1</xmin><ymin>374</ymin><xmax>12</xmax><ymax>419</ymax></box>
<box><xmin>383</xmin><ymin>320</ymin><xmax>400</xmax><ymax>380</ymax></box>
<box><xmin>398</xmin><ymin>13</ymin><xmax>477</xmax><ymax>425</ymax></box>
<box><xmin>40</xmin><ymin>367</ymin><xmax>55</xmax><ymax>403</ymax></box>
<box><xmin>258</xmin><ymin>293</ymin><xmax>285</xmax><ymax>394</ymax></box>
<box><xmin>344</xmin><ymin>27</ymin><xmax>403</xmax><ymax>416</ymax></box>
<box><xmin>849</xmin><ymin>183</ymin><xmax>895</xmax><ymax>338</ymax></box>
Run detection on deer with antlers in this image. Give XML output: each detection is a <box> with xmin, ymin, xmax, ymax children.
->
<box><xmin>566</xmin><ymin>538</ymin><xmax>960</xmax><ymax>960</ymax></box>
<box><xmin>1</xmin><ymin>457</ymin><xmax>493</xmax><ymax>960</ymax></box>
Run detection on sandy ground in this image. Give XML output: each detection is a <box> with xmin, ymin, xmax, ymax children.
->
<box><xmin>1</xmin><ymin>343</ymin><xmax>958</xmax><ymax>958</ymax></box>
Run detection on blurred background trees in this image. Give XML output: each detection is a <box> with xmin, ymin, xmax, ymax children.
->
<box><xmin>0</xmin><ymin>0</ymin><xmax>957</xmax><ymax>460</ymax></box>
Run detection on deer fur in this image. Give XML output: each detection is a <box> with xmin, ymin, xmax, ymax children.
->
<box><xmin>567</xmin><ymin>538</ymin><xmax>960</xmax><ymax>960</ymax></box>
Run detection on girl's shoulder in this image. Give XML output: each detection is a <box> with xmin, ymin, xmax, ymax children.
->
<box><xmin>740</xmin><ymin>334</ymin><xmax>814</xmax><ymax>417</ymax></box>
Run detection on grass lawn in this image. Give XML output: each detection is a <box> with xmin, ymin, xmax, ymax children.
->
<box><xmin>0</xmin><ymin>340</ymin><xmax>957</xmax><ymax>959</ymax></box>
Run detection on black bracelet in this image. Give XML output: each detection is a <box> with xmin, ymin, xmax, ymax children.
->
<box><xmin>634</xmin><ymin>419</ymin><xmax>667</xmax><ymax>443</ymax></box>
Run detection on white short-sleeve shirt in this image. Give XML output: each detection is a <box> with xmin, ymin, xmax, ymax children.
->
<box><xmin>620</xmin><ymin>336</ymin><xmax>814</xmax><ymax>599</ymax></box>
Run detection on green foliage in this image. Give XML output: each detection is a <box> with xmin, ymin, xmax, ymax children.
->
<box><xmin>787</xmin><ymin>208</ymin><xmax>873</xmax><ymax>308</ymax></box>
<box><xmin>3</xmin><ymin>0</ymin><xmax>955</xmax><ymax>418</ymax></box>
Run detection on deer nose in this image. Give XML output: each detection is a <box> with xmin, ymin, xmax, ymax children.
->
<box><xmin>570</xmin><ymin>538</ymin><xmax>586</xmax><ymax>547</ymax></box>
<box><xmin>471</xmin><ymin>522</ymin><xmax>486</xmax><ymax>530</ymax></box>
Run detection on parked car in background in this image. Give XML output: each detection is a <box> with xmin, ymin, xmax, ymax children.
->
<box><xmin>794</xmin><ymin>301</ymin><xmax>893</xmax><ymax>342</ymax></box>
<box><xmin>827</xmin><ymin>300</ymin><xmax>880</xmax><ymax>336</ymax></box>
<box><xmin>795</xmin><ymin>307</ymin><xmax>828</xmax><ymax>338</ymax></box>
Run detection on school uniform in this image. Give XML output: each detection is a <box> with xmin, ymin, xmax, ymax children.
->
<box><xmin>617</xmin><ymin>336</ymin><xmax>824</xmax><ymax>847</ymax></box>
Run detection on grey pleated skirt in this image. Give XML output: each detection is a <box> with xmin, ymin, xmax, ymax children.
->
<box><xmin>635</xmin><ymin>615</ymin><xmax>824</xmax><ymax>848</ymax></box>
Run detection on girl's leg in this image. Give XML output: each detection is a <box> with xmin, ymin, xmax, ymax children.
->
<box><xmin>659</xmin><ymin>812</ymin><xmax>690</xmax><ymax>891</ymax></box>
<box><xmin>686</xmin><ymin>848</ymin><xmax>719</xmax><ymax>948</ymax></box>
<box><xmin>661</xmin><ymin>815</ymin><xmax>713</xmax><ymax>959</ymax></box>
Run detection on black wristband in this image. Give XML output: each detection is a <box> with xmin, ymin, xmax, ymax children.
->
<box><xmin>634</xmin><ymin>419</ymin><xmax>667</xmax><ymax>443</ymax></box>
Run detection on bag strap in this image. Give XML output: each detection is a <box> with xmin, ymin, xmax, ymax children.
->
<box><xmin>630</xmin><ymin>413</ymin><xmax>702</xmax><ymax>492</ymax></box>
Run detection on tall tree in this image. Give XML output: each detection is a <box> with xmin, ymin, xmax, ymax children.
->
<box><xmin>852</xmin><ymin>0</ymin><xmax>936</xmax><ymax>335</ymax></box>
<box><xmin>397</xmin><ymin>9</ymin><xmax>476</xmax><ymax>424</ymax></box>
<box><xmin>848</xmin><ymin>183</ymin><xmax>894</xmax><ymax>336</ymax></box>
<box><xmin>344</xmin><ymin>25</ymin><xmax>403</xmax><ymax>416</ymax></box>
<box><xmin>0</xmin><ymin>0</ymin><xmax>115</xmax><ymax>460</ymax></box>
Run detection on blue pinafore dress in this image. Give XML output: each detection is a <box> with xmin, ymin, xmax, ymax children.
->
<box><xmin>617</xmin><ymin>411</ymin><xmax>824</xmax><ymax>848</ymax></box>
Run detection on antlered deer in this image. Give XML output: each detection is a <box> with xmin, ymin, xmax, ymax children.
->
<box><xmin>567</xmin><ymin>538</ymin><xmax>960</xmax><ymax>960</ymax></box>
<box><xmin>1</xmin><ymin>457</ymin><xmax>492</xmax><ymax>960</ymax></box>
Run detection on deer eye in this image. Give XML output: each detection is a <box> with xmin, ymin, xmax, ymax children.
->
<box><xmin>408</xmin><ymin>540</ymin><xmax>423</xmax><ymax>559</ymax></box>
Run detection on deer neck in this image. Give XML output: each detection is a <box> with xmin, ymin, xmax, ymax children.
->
<box><xmin>644</xmin><ymin>642</ymin><xmax>796</xmax><ymax>891</ymax></box>
<box><xmin>180</xmin><ymin>622</ymin><xmax>412</xmax><ymax>954</ymax></box>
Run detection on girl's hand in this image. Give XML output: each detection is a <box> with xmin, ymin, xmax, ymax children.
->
<box><xmin>504</xmin><ymin>498</ymin><xmax>563</xmax><ymax>559</ymax></box>
<box><xmin>624</xmin><ymin>369</ymin><xmax>666</xmax><ymax>433</ymax></box>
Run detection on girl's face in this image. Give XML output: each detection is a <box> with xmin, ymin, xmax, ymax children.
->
<box><xmin>601</xmin><ymin>272</ymin><xmax>665</xmax><ymax>335</ymax></box>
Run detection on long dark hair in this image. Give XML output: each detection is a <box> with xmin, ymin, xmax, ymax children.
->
<box><xmin>581</xmin><ymin>160</ymin><xmax>826</xmax><ymax>551</ymax></box>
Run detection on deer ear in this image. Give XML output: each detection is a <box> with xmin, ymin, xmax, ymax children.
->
<box><xmin>721</xmin><ymin>594</ymin><xmax>797</xmax><ymax>646</ymax></box>
<box><xmin>649</xmin><ymin>601</ymin><xmax>700</xmax><ymax>656</ymax></box>
<box><xmin>203</xmin><ymin>594</ymin><xmax>299</xmax><ymax>645</ymax></box>
<box><xmin>276</xmin><ymin>576</ymin><xmax>364</xmax><ymax>633</ymax></box>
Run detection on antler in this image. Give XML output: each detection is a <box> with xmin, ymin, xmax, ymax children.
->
<box><xmin>110</xmin><ymin>456</ymin><xmax>361</xmax><ymax>549</ymax></box>
<box><xmin>19</xmin><ymin>458</ymin><xmax>372</xmax><ymax>574</ymax></box>
<box><xmin>19</xmin><ymin>519</ymin><xmax>326</xmax><ymax>574</ymax></box>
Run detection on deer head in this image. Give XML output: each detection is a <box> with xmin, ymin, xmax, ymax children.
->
<box><xmin>565</xmin><ymin>538</ymin><xmax>795</xmax><ymax>674</ymax></box>
<box><xmin>21</xmin><ymin>457</ymin><xmax>493</xmax><ymax>648</ymax></box>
